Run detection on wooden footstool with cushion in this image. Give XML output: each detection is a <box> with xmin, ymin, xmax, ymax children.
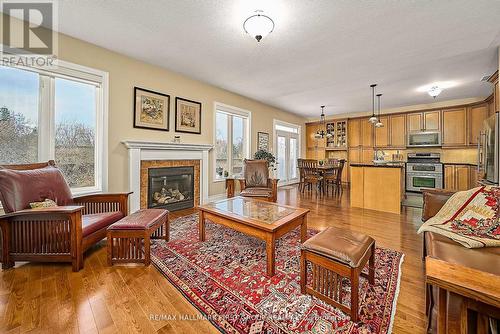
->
<box><xmin>300</xmin><ymin>226</ymin><xmax>375</xmax><ymax>322</ymax></box>
<box><xmin>107</xmin><ymin>209</ymin><xmax>169</xmax><ymax>266</ymax></box>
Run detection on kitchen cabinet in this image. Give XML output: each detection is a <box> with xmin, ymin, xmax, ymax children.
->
<box><xmin>407</xmin><ymin>110</ymin><xmax>440</xmax><ymax>132</ymax></box>
<box><xmin>455</xmin><ymin>165</ymin><xmax>470</xmax><ymax>191</ymax></box>
<box><xmin>489</xmin><ymin>71</ymin><xmax>499</xmax><ymax>114</ymax></box>
<box><xmin>444</xmin><ymin>164</ymin><xmax>476</xmax><ymax>191</ymax></box>
<box><xmin>389</xmin><ymin>114</ymin><xmax>406</xmax><ymax>148</ymax></box>
<box><xmin>374</xmin><ymin>116</ymin><xmax>389</xmax><ymax>147</ymax></box>
<box><xmin>361</xmin><ymin>118</ymin><xmax>373</xmax><ymax>147</ymax></box>
<box><xmin>442</xmin><ymin>107</ymin><xmax>467</xmax><ymax>147</ymax></box>
<box><xmin>407</xmin><ymin>113</ymin><xmax>422</xmax><ymax>132</ymax></box>
<box><xmin>348</xmin><ymin>119</ymin><xmax>361</xmax><ymax>148</ymax></box>
<box><xmin>469</xmin><ymin>167</ymin><xmax>479</xmax><ymax>188</ymax></box>
<box><xmin>468</xmin><ymin>104</ymin><xmax>489</xmax><ymax>146</ymax></box>
<box><xmin>424</xmin><ymin>111</ymin><xmax>441</xmax><ymax>131</ymax></box>
<box><xmin>325</xmin><ymin>119</ymin><xmax>348</xmax><ymax>149</ymax></box>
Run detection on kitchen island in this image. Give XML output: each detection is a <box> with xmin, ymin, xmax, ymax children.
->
<box><xmin>350</xmin><ymin>163</ymin><xmax>405</xmax><ymax>214</ymax></box>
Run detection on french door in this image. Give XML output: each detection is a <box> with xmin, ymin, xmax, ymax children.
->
<box><xmin>276</xmin><ymin>130</ymin><xmax>300</xmax><ymax>185</ymax></box>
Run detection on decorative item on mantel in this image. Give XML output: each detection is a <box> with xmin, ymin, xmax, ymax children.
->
<box><xmin>172</xmin><ymin>135</ymin><xmax>181</xmax><ymax>143</ymax></box>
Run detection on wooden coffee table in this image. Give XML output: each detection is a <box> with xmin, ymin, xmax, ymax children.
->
<box><xmin>198</xmin><ymin>197</ymin><xmax>309</xmax><ymax>277</ymax></box>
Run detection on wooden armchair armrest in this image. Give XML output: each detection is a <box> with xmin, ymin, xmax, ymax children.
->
<box><xmin>268</xmin><ymin>178</ymin><xmax>279</xmax><ymax>202</ymax></box>
<box><xmin>0</xmin><ymin>206</ymin><xmax>84</xmax><ymax>220</ymax></box>
<box><xmin>0</xmin><ymin>206</ymin><xmax>85</xmax><ymax>271</ymax></box>
<box><xmin>421</xmin><ymin>189</ymin><xmax>456</xmax><ymax>222</ymax></box>
<box><xmin>73</xmin><ymin>192</ymin><xmax>132</xmax><ymax>216</ymax></box>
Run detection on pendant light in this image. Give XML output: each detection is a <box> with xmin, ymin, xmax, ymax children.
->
<box><xmin>314</xmin><ymin>105</ymin><xmax>332</xmax><ymax>139</ymax></box>
<box><xmin>375</xmin><ymin>94</ymin><xmax>384</xmax><ymax>128</ymax></box>
<box><xmin>368</xmin><ymin>84</ymin><xmax>378</xmax><ymax>123</ymax></box>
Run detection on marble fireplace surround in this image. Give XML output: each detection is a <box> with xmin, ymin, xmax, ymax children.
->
<box><xmin>122</xmin><ymin>140</ymin><xmax>213</xmax><ymax>213</ymax></box>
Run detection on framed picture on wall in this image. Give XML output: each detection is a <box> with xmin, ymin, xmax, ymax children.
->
<box><xmin>257</xmin><ymin>131</ymin><xmax>270</xmax><ymax>151</ymax></box>
<box><xmin>175</xmin><ymin>97</ymin><xmax>202</xmax><ymax>134</ymax></box>
<box><xmin>133</xmin><ymin>87</ymin><xmax>170</xmax><ymax>131</ymax></box>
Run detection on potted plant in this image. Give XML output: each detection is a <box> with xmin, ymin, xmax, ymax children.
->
<box><xmin>254</xmin><ymin>149</ymin><xmax>277</xmax><ymax>177</ymax></box>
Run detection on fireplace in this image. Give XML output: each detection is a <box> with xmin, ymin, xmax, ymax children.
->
<box><xmin>147</xmin><ymin>166</ymin><xmax>194</xmax><ymax>211</ymax></box>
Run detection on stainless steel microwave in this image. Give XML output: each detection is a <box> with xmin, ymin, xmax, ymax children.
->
<box><xmin>407</xmin><ymin>131</ymin><xmax>441</xmax><ymax>147</ymax></box>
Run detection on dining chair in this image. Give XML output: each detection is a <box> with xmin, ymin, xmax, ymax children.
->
<box><xmin>325</xmin><ymin>159</ymin><xmax>345</xmax><ymax>195</ymax></box>
<box><xmin>302</xmin><ymin>159</ymin><xmax>323</xmax><ymax>195</ymax></box>
<box><xmin>297</xmin><ymin>158</ymin><xmax>309</xmax><ymax>192</ymax></box>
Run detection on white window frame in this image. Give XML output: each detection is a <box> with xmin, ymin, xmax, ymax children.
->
<box><xmin>213</xmin><ymin>102</ymin><xmax>252</xmax><ymax>182</ymax></box>
<box><xmin>273</xmin><ymin>119</ymin><xmax>302</xmax><ymax>154</ymax></box>
<box><xmin>1</xmin><ymin>58</ymin><xmax>109</xmax><ymax>196</ymax></box>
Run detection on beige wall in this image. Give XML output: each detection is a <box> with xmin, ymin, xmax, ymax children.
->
<box><xmin>1</xmin><ymin>14</ymin><xmax>307</xmax><ymax>196</ymax></box>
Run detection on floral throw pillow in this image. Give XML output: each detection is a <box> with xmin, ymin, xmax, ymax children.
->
<box><xmin>30</xmin><ymin>199</ymin><xmax>58</xmax><ymax>209</ymax></box>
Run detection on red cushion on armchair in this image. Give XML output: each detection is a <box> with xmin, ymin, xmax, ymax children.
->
<box><xmin>0</xmin><ymin>165</ymin><xmax>73</xmax><ymax>213</ymax></box>
<box><xmin>82</xmin><ymin>211</ymin><xmax>125</xmax><ymax>237</ymax></box>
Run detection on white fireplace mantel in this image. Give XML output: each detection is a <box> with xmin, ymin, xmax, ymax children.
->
<box><xmin>122</xmin><ymin>140</ymin><xmax>213</xmax><ymax>212</ymax></box>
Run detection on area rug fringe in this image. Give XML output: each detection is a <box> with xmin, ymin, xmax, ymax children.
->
<box><xmin>387</xmin><ymin>253</ymin><xmax>405</xmax><ymax>334</ymax></box>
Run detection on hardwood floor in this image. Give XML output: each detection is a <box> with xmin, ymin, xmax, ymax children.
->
<box><xmin>0</xmin><ymin>185</ymin><xmax>427</xmax><ymax>333</ymax></box>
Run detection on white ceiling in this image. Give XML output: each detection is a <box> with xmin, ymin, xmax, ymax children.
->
<box><xmin>49</xmin><ymin>0</ymin><xmax>500</xmax><ymax>117</ymax></box>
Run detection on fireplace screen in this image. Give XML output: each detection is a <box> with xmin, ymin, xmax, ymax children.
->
<box><xmin>148</xmin><ymin>166</ymin><xmax>194</xmax><ymax>211</ymax></box>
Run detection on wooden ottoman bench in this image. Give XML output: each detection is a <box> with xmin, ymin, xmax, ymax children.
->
<box><xmin>300</xmin><ymin>226</ymin><xmax>375</xmax><ymax>322</ymax></box>
<box><xmin>107</xmin><ymin>209</ymin><xmax>169</xmax><ymax>266</ymax></box>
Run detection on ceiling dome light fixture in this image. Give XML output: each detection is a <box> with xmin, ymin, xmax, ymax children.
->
<box><xmin>427</xmin><ymin>85</ymin><xmax>443</xmax><ymax>99</ymax></box>
<box><xmin>369</xmin><ymin>84</ymin><xmax>378</xmax><ymax>123</ymax></box>
<box><xmin>243</xmin><ymin>10</ymin><xmax>275</xmax><ymax>42</ymax></box>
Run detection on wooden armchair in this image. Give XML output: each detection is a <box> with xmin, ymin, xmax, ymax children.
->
<box><xmin>0</xmin><ymin>161</ymin><xmax>131</xmax><ymax>271</ymax></box>
<box><xmin>226</xmin><ymin>159</ymin><xmax>279</xmax><ymax>202</ymax></box>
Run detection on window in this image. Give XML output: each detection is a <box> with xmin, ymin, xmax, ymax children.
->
<box><xmin>0</xmin><ymin>67</ymin><xmax>39</xmax><ymax>164</ymax></box>
<box><xmin>0</xmin><ymin>61</ymin><xmax>108</xmax><ymax>194</ymax></box>
<box><xmin>214</xmin><ymin>103</ymin><xmax>250</xmax><ymax>180</ymax></box>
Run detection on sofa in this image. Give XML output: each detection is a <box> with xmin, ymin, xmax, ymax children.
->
<box><xmin>422</xmin><ymin>188</ymin><xmax>500</xmax><ymax>333</ymax></box>
<box><xmin>0</xmin><ymin>161</ymin><xmax>131</xmax><ymax>271</ymax></box>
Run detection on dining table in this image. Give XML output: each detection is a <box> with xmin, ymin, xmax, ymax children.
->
<box><xmin>315</xmin><ymin>164</ymin><xmax>340</xmax><ymax>194</ymax></box>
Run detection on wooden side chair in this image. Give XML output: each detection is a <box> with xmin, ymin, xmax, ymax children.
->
<box><xmin>297</xmin><ymin>158</ymin><xmax>305</xmax><ymax>192</ymax></box>
<box><xmin>226</xmin><ymin>159</ymin><xmax>279</xmax><ymax>202</ymax></box>
<box><xmin>302</xmin><ymin>159</ymin><xmax>323</xmax><ymax>195</ymax></box>
<box><xmin>325</xmin><ymin>159</ymin><xmax>345</xmax><ymax>195</ymax></box>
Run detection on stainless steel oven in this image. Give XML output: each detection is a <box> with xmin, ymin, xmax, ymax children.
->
<box><xmin>406</xmin><ymin>153</ymin><xmax>443</xmax><ymax>192</ymax></box>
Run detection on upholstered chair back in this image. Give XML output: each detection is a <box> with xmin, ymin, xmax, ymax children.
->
<box><xmin>0</xmin><ymin>160</ymin><xmax>73</xmax><ymax>213</ymax></box>
<box><xmin>243</xmin><ymin>159</ymin><xmax>269</xmax><ymax>188</ymax></box>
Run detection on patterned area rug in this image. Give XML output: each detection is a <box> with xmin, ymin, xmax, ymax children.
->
<box><xmin>151</xmin><ymin>214</ymin><xmax>404</xmax><ymax>334</ymax></box>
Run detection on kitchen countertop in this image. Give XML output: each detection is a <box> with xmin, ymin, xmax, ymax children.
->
<box><xmin>350</xmin><ymin>162</ymin><xmax>405</xmax><ymax>168</ymax></box>
<box><xmin>442</xmin><ymin>162</ymin><xmax>478</xmax><ymax>166</ymax></box>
